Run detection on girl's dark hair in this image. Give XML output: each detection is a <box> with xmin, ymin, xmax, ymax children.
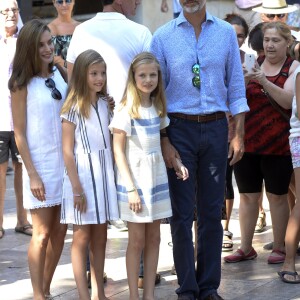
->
<box><xmin>248</xmin><ymin>22</ymin><xmax>264</xmax><ymax>52</ymax></box>
<box><xmin>224</xmin><ymin>13</ymin><xmax>249</xmax><ymax>38</ymax></box>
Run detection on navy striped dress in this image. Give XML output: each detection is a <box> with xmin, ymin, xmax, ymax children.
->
<box><xmin>60</xmin><ymin>97</ymin><xmax>119</xmax><ymax>225</ymax></box>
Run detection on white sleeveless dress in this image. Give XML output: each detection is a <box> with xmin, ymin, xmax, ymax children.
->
<box><xmin>23</xmin><ymin>70</ymin><xmax>67</xmax><ymax>209</ymax></box>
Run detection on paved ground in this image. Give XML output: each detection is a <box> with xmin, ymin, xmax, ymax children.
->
<box><xmin>1</xmin><ymin>167</ymin><xmax>300</xmax><ymax>300</ymax></box>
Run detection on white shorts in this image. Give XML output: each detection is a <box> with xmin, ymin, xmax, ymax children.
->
<box><xmin>290</xmin><ymin>137</ymin><xmax>300</xmax><ymax>169</ymax></box>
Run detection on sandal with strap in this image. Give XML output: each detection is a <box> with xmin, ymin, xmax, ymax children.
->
<box><xmin>222</xmin><ymin>230</ymin><xmax>233</xmax><ymax>252</ymax></box>
<box><xmin>15</xmin><ymin>224</ymin><xmax>33</xmax><ymax>236</ymax></box>
<box><xmin>254</xmin><ymin>212</ymin><xmax>266</xmax><ymax>233</ymax></box>
<box><xmin>278</xmin><ymin>271</ymin><xmax>300</xmax><ymax>284</ymax></box>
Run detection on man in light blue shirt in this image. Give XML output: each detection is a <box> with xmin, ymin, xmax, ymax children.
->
<box><xmin>151</xmin><ymin>1</ymin><xmax>249</xmax><ymax>299</ymax></box>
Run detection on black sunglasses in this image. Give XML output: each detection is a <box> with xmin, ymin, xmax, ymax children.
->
<box><xmin>192</xmin><ymin>63</ymin><xmax>200</xmax><ymax>89</ymax></box>
<box><xmin>45</xmin><ymin>78</ymin><xmax>62</xmax><ymax>101</ymax></box>
<box><xmin>265</xmin><ymin>13</ymin><xmax>286</xmax><ymax>20</ymax></box>
<box><xmin>55</xmin><ymin>0</ymin><xmax>72</xmax><ymax>5</ymax></box>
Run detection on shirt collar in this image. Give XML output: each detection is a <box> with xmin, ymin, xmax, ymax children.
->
<box><xmin>95</xmin><ymin>12</ymin><xmax>127</xmax><ymax>21</ymax></box>
<box><xmin>176</xmin><ymin>11</ymin><xmax>214</xmax><ymax>26</ymax></box>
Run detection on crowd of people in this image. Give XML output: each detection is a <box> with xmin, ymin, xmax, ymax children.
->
<box><xmin>1</xmin><ymin>0</ymin><xmax>300</xmax><ymax>299</ymax></box>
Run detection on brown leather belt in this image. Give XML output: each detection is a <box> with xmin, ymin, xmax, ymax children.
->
<box><xmin>168</xmin><ymin>112</ymin><xmax>226</xmax><ymax>123</ymax></box>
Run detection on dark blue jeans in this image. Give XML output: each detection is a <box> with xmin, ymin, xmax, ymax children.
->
<box><xmin>167</xmin><ymin>116</ymin><xmax>228</xmax><ymax>299</ymax></box>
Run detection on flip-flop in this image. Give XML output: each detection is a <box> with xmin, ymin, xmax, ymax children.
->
<box><xmin>15</xmin><ymin>224</ymin><xmax>33</xmax><ymax>236</ymax></box>
<box><xmin>277</xmin><ymin>271</ymin><xmax>300</xmax><ymax>284</ymax></box>
<box><xmin>0</xmin><ymin>228</ymin><xmax>5</xmax><ymax>239</ymax></box>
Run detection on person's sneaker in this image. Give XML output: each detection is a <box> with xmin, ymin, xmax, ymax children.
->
<box><xmin>6</xmin><ymin>166</ymin><xmax>13</xmax><ymax>175</ymax></box>
<box><xmin>224</xmin><ymin>248</ymin><xmax>257</xmax><ymax>263</ymax></box>
<box><xmin>263</xmin><ymin>241</ymin><xmax>274</xmax><ymax>250</ymax></box>
<box><xmin>254</xmin><ymin>212</ymin><xmax>266</xmax><ymax>233</ymax></box>
<box><xmin>87</xmin><ymin>271</ymin><xmax>107</xmax><ymax>288</ymax></box>
<box><xmin>171</xmin><ymin>264</ymin><xmax>176</xmax><ymax>275</ymax></box>
<box><xmin>267</xmin><ymin>249</ymin><xmax>285</xmax><ymax>264</ymax></box>
<box><xmin>109</xmin><ymin>219</ymin><xmax>128</xmax><ymax>231</ymax></box>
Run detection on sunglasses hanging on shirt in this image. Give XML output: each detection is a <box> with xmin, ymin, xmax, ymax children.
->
<box><xmin>45</xmin><ymin>78</ymin><xmax>62</xmax><ymax>101</ymax></box>
<box><xmin>192</xmin><ymin>60</ymin><xmax>200</xmax><ymax>89</ymax></box>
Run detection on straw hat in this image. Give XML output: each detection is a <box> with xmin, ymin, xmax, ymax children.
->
<box><xmin>253</xmin><ymin>0</ymin><xmax>298</xmax><ymax>14</ymax></box>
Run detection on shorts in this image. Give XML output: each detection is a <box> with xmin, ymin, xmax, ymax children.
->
<box><xmin>234</xmin><ymin>152</ymin><xmax>293</xmax><ymax>195</ymax></box>
<box><xmin>290</xmin><ymin>137</ymin><xmax>300</xmax><ymax>169</ymax></box>
<box><xmin>0</xmin><ymin>131</ymin><xmax>20</xmax><ymax>164</ymax></box>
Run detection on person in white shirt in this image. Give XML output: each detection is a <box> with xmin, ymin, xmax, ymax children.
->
<box><xmin>67</xmin><ymin>0</ymin><xmax>152</xmax><ymax>105</ymax></box>
<box><xmin>0</xmin><ymin>0</ymin><xmax>32</xmax><ymax>239</ymax></box>
<box><xmin>234</xmin><ymin>0</ymin><xmax>263</xmax><ymax>30</ymax></box>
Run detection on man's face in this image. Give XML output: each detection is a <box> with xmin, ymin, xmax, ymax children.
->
<box><xmin>261</xmin><ymin>13</ymin><xmax>288</xmax><ymax>23</ymax></box>
<box><xmin>0</xmin><ymin>0</ymin><xmax>19</xmax><ymax>33</ymax></box>
<box><xmin>179</xmin><ymin>0</ymin><xmax>206</xmax><ymax>14</ymax></box>
<box><xmin>120</xmin><ymin>0</ymin><xmax>141</xmax><ymax>17</ymax></box>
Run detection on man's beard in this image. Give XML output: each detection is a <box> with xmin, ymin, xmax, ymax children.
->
<box><xmin>182</xmin><ymin>0</ymin><xmax>206</xmax><ymax>14</ymax></box>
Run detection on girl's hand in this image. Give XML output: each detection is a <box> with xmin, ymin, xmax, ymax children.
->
<box><xmin>30</xmin><ymin>173</ymin><xmax>46</xmax><ymax>202</ymax></box>
<box><xmin>73</xmin><ymin>192</ymin><xmax>87</xmax><ymax>213</ymax></box>
<box><xmin>175</xmin><ymin>158</ymin><xmax>189</xmax><ymax>181</ymax></box>
<box><xmin>128</xmin><ymin>190</ymin><xmax>142</xmax><ymax>213</ymax></box>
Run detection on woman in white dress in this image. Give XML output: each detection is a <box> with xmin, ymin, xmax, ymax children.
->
<box><xmin>9</xmin><ymin>19</ymin><xmax>67</xmax><ymax>300</ymax></box>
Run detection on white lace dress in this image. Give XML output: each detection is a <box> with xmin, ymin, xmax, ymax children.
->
<box><xmin>23</xmin><ymin>70</ymin><xmax>67</xmax><ymax>209</ymax></box>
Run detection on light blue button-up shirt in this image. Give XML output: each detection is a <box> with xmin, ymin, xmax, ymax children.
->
<box><xmin>151</xmin><ymin>12</ymin><xmax>249</xmax><ymax>116</ymax></box>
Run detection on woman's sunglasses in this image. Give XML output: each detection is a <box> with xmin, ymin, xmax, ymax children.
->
<box><xmin>45</xmin><ymin>78</ymin><xmax>62</xmax><ymax>101</ymax></box>
<box><xmin>55</xmin><ymin>0</ymin><xmax>73</xmax><ymax>5</ymax></box>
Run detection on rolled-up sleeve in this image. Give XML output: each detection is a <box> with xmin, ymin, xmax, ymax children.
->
<box><xmin>226</xmin><ymin>28</ymin><xmax>249</xmax><ymax>116</ymax></box>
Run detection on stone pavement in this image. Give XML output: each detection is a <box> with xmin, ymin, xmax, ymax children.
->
<box><xmin>1</xmin><ymin>168</ymin><xmax>300</xmax><ymax>300</ymax></box>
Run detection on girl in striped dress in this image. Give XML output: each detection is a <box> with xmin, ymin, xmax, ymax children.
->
<box><xmin>109</xmin><ymin>52</ymin><xmax>188</xmax><ymax>300</ymax></box>
<box><xmin>60</xmin><ymin>49</ymin><xmax>118</xmax><ymax>300</ymax></box>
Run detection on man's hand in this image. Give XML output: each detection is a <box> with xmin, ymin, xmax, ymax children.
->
<box><xmin>229</xmin><ymin>112</ymin><xmax>246</xmax><ymax>166</ymax></box>
<box><xmin>228</xmin><ymin>135</ymin><xmax>244</xmax><ymax>166</ymax></box>
<box><xmin>161</xmin><ymin>138</ymin><xmax>181</xmax><ymax>170</ymax></box>
<box><xmin>161</xmin><ymin>0</ymin><xmax>169</xmax><ymax>13</ymax></box>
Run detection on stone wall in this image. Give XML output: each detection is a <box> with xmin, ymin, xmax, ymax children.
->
<box><xmin>133</xmin><ymin>0</ymin><xmax>236</xmax><ymax>33</ymax></box>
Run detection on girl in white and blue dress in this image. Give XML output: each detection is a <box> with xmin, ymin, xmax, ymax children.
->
<box><xmin>109</xmin><ymin>52</ymin><xmax>189</xmax><ymax>300</ymax></box>
<box><xmin>60</xmin><ymin>49</ymin><xmax>119</xmax><ymax>299</ymax></box>
<box><xmin>279</xmin><ymin>65</ymin><xmax>300</xmax><ymax>283</ymax></box>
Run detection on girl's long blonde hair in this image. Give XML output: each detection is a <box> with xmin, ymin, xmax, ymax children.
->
<box><xmin>61</xmin><ymin>49</ymin><xmax>107</xmax><ymax>118</ymax></box>
<box><xmin>120</xmin><ymin>52</ymin><xmax>167</xmax><ymax>119</ymax></box>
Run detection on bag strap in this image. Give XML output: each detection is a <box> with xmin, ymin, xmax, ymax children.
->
<box><xmin>263</xmin><ymin>90</ymin><xmax>290</xmax><ymax>122</ymax></box>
